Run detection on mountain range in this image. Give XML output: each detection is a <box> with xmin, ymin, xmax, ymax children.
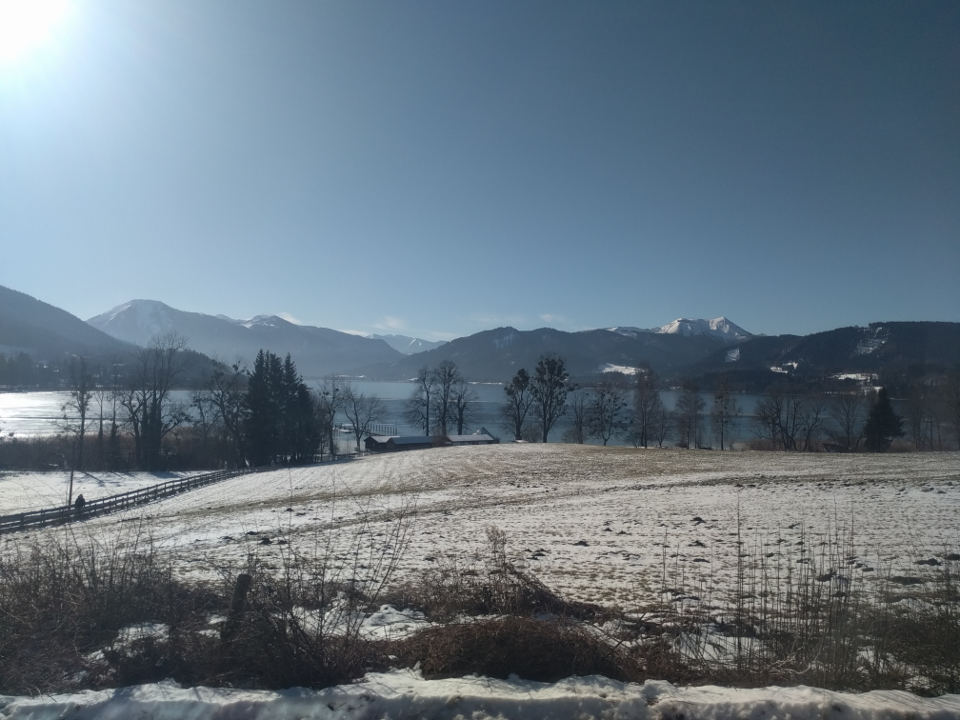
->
<box><xmin>87</xmin><ymin>300</ymin><xmax>403</xmax><ymax>378</ymax></box>
<box><xmin>1</xmin><ymin>284</ymin><xmax>958</xmax><ymax>389</ymax></box>
<box><xmin>358</xmin><ymin>326</ymin><xmax>734</xmax><ymax>381</ymax></box>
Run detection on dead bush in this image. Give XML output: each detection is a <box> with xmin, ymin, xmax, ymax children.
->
<box><xmin>394</xmin><ymin>615</ymin><xmax>639</xmax><ymax>683</ymax></box>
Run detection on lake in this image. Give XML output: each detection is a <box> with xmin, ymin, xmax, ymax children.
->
<box><xmin>0</xmin><ymin>383</ymin><xmax>762</xmax><ymax>449</ymax></box>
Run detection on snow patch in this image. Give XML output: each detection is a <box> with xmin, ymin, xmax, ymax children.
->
<box><xmin>770</xmin><ymin>361</ymin><xmax>799</xmax><ymax>375</ymax></box>
<box><xmin>599</xmin><ymin>363</ymin><xmax>644</xmax><ymax>376</ymax></box>
<box><xmin>856</xmin><ymin>326</ymin><xmax>888</xmax><ymax>356</ymax></box>
<box><xmin>832</xmin><ymin>372</ymin><xmax>879</xmax><ymax>383</ymax></box>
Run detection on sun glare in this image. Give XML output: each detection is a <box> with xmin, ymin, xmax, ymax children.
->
<box><xmin>0</xmin><ymin>0</ymin><xmax>71</xmax><ymax>67</ymax></box>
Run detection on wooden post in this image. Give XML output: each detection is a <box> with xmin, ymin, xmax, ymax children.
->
<box><xmin>221</xmin><ymin>573</ymin><xmax>253</xmax><ymax>642</ymax></box>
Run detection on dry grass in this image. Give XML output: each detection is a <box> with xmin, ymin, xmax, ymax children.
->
<box><xmin>1</xmin><ymin>512</ymin><xmax>958</xmax><ymax>696</ymax></box>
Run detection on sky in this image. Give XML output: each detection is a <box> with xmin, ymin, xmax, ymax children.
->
<box><xmin>1</xmin><ymin>1</ymin><xmax>958</xmax><ymax>342</ymax></box>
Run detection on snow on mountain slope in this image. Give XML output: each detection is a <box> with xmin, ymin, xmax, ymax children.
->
<box><xmin>370</xmin><ymin>333</ymin><xmax>447</xmax><ymax>355</ymax></box>
<box><xmin>606</xmin><ymin>317</ymin><xmax>750</xmax><ymax>344</ymax></box>
<box><xmin>654</xmin><ymin>316</ymin><xmax>751</xmax><ymax>341</ymax></box>
<box><xmin>87</xmin><ymin>300</ymin><xmax>186</xmax><ymax>345</ymax></box>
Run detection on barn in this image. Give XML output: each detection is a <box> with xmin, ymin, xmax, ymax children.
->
<box><xmin>364</xmin><ymin>435</ymin><xmax>435</xmax><ymax>452</ymax></box>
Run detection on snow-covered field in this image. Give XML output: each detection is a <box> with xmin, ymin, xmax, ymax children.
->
<box><xmin>3</xmin><ymin>444</ymin><xmax>959</xmax><ymax>718</ymax></box>
<box><xmin>0</xmin><ymin>470</ymin><xmax>195</xmax><ymax>514</ymax></box>
<box><xmin>9</xmin><ymin>444</ymin><xmax>955</xmax><ymax>608</ymax></box>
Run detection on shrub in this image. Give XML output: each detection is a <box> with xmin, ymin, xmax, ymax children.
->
<box><xmin>396</xmin><ymin>616</ymin><xmax>638</xmax><ymax>682</ymax></box>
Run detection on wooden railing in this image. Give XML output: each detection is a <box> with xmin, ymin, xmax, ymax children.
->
<box><xmin>0</xmin><ymin>468</ymin><xmax>254</xmax><ymax>535</ymax></box>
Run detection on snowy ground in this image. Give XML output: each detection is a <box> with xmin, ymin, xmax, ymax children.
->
<box><xmin>7</xmin><ymin>445</ymin><xmax>956</xmax><ymax>608</ymax></box>
<box><xmin>3</xmin><ymin>445</ymin><xmax>959</xmax><ymax>718</ymax></box>
<box><xmin>3</xmin><ymin>670</ymin><xmax>960</xmax><ymax>720</ymax></box>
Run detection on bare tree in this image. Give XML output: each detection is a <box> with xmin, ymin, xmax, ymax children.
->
<box><xmin>754</xmin><ymin>392</ymin><xmax>785</xmax><ymax>449</ymax></box>
<box><xmin>675</xmin><ymin>382</ymin><xmax>705</xmax><ymax>449</ymax></box>
<box><xmin>588</xmin><ymin>380</ymin><xmax>627</xmax><ymax>445</ymax></box>
<box><xmin>798</xmin><ymin>392</ymin><xmax>827</xmax><ymax>451</ymax></box>
<box><xmin>104</xmin><ymin>363</ymin><xmax>123</xmax><ymax>469</ymax></box>
<box><xmin>905</xmin><ymin>383</ymin><xmax>945</xmax><ymax>451</ymax></box>
<box><xmin>753</xmin><ymin>387</ymin><xmax>823</xmax><ymax>451</ymax></box>
<box><xmin>827</xmin><ymin>391</ymin><xmax>865</xmax><ymax>451</ymax></box>
<box><xmin>652</xmin><ymin>400</ymin><xmax>671</xmax><ymax>448</ymax></box>
<box><xmin>502</xmin><ymin>368</ymin><xmax>534</xmax><ymax>441</ymax></box>
<box><xmin>711</xmin><ymin>378</ymin><xmax>740</xmax><ymax>451</ymax></box>
<box><xmin>754</xmin><ymin>387</ymin><xmax>803</xmax><ymax>450</ymax></box>
<box><xmin>406</xmin><ymin>367</ymin><xmax>437</xmax><ymax>435</ymax></box>
<box><xmin>191</xmin><ymin>390</ymin><xmax>215</xmax><ymax>460</ymax></box>
<box><xmin>343</xmin><ymin>385</ymin><xmax>384</xmax><ymax>452</ymax></box>
<box><xmin>89</xmin><ymin>362</ymin><xmax>119</xmax><ymax>470</ymax></box>
<box><xmin>948</xmin><ymin>371</ymin><xmax>960</xmax><ymax>450</ymax></box>
<box><xmin>61</xmin><ymin>356</ymin><xmax>92</xmax><ymax>506</ymax></box>
<box><xmin>530</xmin><ymin>355</ymin><xmax>570</xmax><ymax>443</ymax></box>
<box><xmin>316</xmin><ymin>377</ymin><xmax>345</xmax><ymax>460</ymax></box>
<box><xmin>565</xmin><ymin>391</ymin><xmax>588</xmax><ymax>444</ymax></box>
<box><xmin>452</xmin><ymin>378</ymin><xmax>476</xmax><ymax>435</ymax></box>
<box><xmin>630</xmin><ymin>369</ymin><xmax>662</xmax><ymax>448</ymax></box>
<box><xmin>431</xmin><ymin>360</ymin><xmax>460</xmax><ymax>436</ymax></box>
<box><xmin>119</xmin><ymin>333</ymin><xmax>189</xmax><ymax>470</ymax></box>
<box><xmin>194</xmin><ymin>361</ymin><xmax>249</xmax><ymax>467</ymax></box>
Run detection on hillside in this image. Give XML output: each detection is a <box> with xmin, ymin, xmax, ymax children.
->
<box><xmin>0</xmin><ymin>284</ymin><xmax>133</xmax><ymax>360</ymax></box>
<box><xmin>696</xmin><ymin>321</ymin><xmax>960</xmax><ymax>384</ymax></box>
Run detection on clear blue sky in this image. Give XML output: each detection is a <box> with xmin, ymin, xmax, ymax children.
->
<box><xmin>2</xmin><ymin>1</ymin><xmax>958</xmax><ymax>341</ymax></box>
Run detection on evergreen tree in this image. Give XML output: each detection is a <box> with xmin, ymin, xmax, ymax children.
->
<box><xmin>863</xmin><ymin>387</ymin><xmax>903</xmax><ymax>452</ymax></box>
<box><xmin>289</xmin><ymin>381</ymin><xmax>319</xmax><ymax>463</ymax></box>
<box><xmin>245</xmin><ymin>350</ymin><xmax>318</xmax><ymax>465</ymax></box>
<box><xmin>245</xmin><ymin>350</ymin><xmax>279</xmax><ymax>466</ymax></box>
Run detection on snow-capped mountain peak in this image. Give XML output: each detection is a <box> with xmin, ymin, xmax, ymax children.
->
<box><xmin>242</xmin><ymin>314</ymin><xmax>291</xmax><ymax>329</ymax></box>
<box><xmin>89</xmin><ymin>299</ymin><xmax>178</xmax><ymax>341</ymax></box>
<box><xmin>654</xmin><ymin>316</ymin><xmax>751</xmax><ymax>341</ymax></box>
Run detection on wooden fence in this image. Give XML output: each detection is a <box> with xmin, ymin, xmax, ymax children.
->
<box><xmin>0</xmin><ymin>468</ymin><xmax>253</xmax><ymax>535</ymax></box>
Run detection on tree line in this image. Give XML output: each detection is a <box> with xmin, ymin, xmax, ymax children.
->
<box><xmin>46</xmin><ymin>337</ymin><xmax>389</xmax><ymax>477</ymax></box>
<box><xmin>5</xmin><ymin>340</ymin><xmax>958</xmax><ymax>481</ymax></box>
<box><xmin>498</xmin><ymin>356</ymin><xmax>950</xmax><ymax>453</ymax></box>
